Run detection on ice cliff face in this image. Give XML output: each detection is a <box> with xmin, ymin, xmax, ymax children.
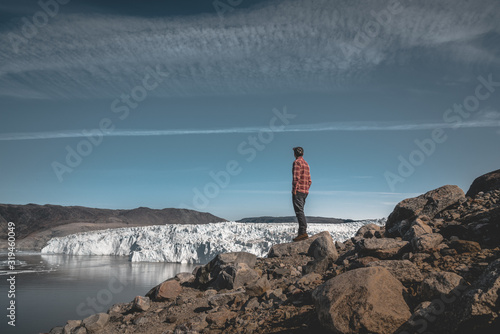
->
<box><xmin>41</xmin><ymin>221</ymin><xmax>384</xmax><ymax>263</ymax></box>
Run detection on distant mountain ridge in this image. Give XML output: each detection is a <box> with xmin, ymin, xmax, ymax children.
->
<box><xmin>0</xmin><ymin>203</ymin><xmax>226</xmax><ymax>250</ymax></box>
<box><xmin>237</xmin><ymin>216</ymin><xmax>357</xmax><ymax>224</ymax></box>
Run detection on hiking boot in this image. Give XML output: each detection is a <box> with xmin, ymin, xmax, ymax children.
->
<box><xmin>293</xmin><ymin>233</ymin><xmax>309</xmax><ymax>242</ymax></box>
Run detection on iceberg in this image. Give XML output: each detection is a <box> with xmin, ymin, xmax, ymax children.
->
<box><xmin>41</xmin><ymin>220</ymin><xmax>384</xmax><ymax>263</ymax></box>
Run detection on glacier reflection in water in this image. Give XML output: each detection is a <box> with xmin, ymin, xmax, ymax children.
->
<box><xmin>0</xmin><ymin>253</ymin><xmax>196</xmax><ymax>334</ymax></box>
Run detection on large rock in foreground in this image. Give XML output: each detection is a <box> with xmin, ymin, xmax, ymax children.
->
<box><xmin>466</xmin><ymin>169</ymin><xmax>500</xmax><ymax>198</ymax></box>
<box><xmin>312</xmin><ymin>267</ymin><xmax>411</xmax><ymax>334</ymax></box>
<box><xmin>386</xmin><ymin>185</ymin><xmax>465</xmax><ymax>236</ymax></box>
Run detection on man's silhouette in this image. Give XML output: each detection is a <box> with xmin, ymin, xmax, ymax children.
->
<box><xmin>292</xmin><ymin>147</ymin><xmax>311</xmax><ymax>242</ymax></box>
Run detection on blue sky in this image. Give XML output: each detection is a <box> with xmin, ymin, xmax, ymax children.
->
<box><xmin>0</xmin><ymin>0</ymin><xmax>499</xmax><ymax>220</ymax></box>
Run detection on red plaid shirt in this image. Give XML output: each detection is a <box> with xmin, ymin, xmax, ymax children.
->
<box><xmin>292</xmin><ymin>156</ymin><xmax>312</xmax><ymax>194</ymax></box>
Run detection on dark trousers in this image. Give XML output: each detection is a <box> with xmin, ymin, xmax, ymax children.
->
<box><xmin>293</xmin><ymin>192</ymin><xmax>308</xmax><ymax>235</ymax></box>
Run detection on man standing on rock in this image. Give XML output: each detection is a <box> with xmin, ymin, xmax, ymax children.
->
<box><xmin>292</xmin><ymin>147</ymin><xmax>312</xmax><ymax>242</ymax></box>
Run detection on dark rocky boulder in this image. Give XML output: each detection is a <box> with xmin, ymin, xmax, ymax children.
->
<box><xmin>355</xmin><ymin>223</ymin><xmax>382</xmax><ymax>238</ymax></box>
<box><xmin>304</xmin><ymin>232</ymin><xmax>339</xmax><ymax>274</ymax></box>
<box><xmin>194</xmin><ymin>252</ymin><xmax>257</xmax><ymax>289</ymax></box>
<box><xmin>386</xmin><ymin>185</ymin><xmax>465</xmax><ymax>236</ymax></box>
<box><xmin>211</xmin><ymin>262</ymin><xmax>260</xmax><ymax>290</ymax></box>
<box><xmin>307</xmin><ymin>233</ymin><xmax>338</xmax><ymax>260</ymax></box>
<box><xmin>466</xmin><ymin>169</ymin><xmax>500</xmax><ymax>198</ymax></box>
<box><xmin>386</xmin><ymin>219</ymin><xmax>412</xmax><ymax>239</ymax></box>
<box><xmin>267</xmin><ymin>231</ymin><xmax>331</xmax><ymax>257</ymax></box>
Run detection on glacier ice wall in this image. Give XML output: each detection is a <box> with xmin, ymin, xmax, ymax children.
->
<box><xmin>41</xmin><ymin>221</ymin><xmax>384</xmax><ymax>263</ymax></box>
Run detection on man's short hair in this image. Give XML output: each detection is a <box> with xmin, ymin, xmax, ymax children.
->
<box><xmin>293</xmin><ymin>147</ymin><xmax>304</xmax><ymax>156</ymax></box>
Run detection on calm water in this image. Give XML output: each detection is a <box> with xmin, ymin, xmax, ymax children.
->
<box><xmin>0</xmin><ymin>253</ymin><xmax>197</xmax><ymax>334</ymax></box>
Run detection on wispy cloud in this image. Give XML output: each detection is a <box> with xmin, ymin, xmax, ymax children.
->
<box><xmin>226</xmin><ymin>189</ymin><xmax>421</xmax><ymax>197</ymax></box>
<box><xmin>3</xmin><ymin>119</ymin><xmax>499</xmax><ymax>141</ymax></box>
<box><xmin>0</xmin><ymin>0</ymin><xmax>498</xmax><ymax>99</ymax></box>
<box><xmin>312</xmin><ymin>191</ymin><xmax>421</xmax><ymax>197</ymax></box>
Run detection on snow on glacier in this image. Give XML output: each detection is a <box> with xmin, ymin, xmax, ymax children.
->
<box><xmin>41</xmin><ymin>220</ymin><xmax>384</xmax><ymax>264</ymax></box>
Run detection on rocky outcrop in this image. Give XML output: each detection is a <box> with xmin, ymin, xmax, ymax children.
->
<box><xmin>466</xmin><ymin>169</ymin><xmax>500</xmax><ymax>198</ymax></box>
<box><xmin>312</xmin><ymin>267</ymin><xmax>411</xmax><ymax>334</ymax></box>
<box><xmin>304</xmin><ymin>232</ymin><xmax>338</xmax><ymax>274</ymax></box>
<box><xmin>267</xmin><ymin>231</ymin><xmax>331</xmax><ymax>257</ymax></box>
<box><xmin>386</xmin><ymin>185</ymin><xmax>465</xmax><ymax>236</ymax></box>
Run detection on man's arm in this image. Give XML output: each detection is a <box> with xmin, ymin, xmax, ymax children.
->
<box><xmin>306</xmin><ymin>163</ymin><xmax>312</xmax><ymax>189</ymax></box>
<box><xmin>292</xmin><ymin>160</ymin><xmax>300</xmax><ymax>194</ymax></box>
<box><xmin>308</xmin><ymin>165</ymin><xmax>312</xmax><ymax>186</ymax></box>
